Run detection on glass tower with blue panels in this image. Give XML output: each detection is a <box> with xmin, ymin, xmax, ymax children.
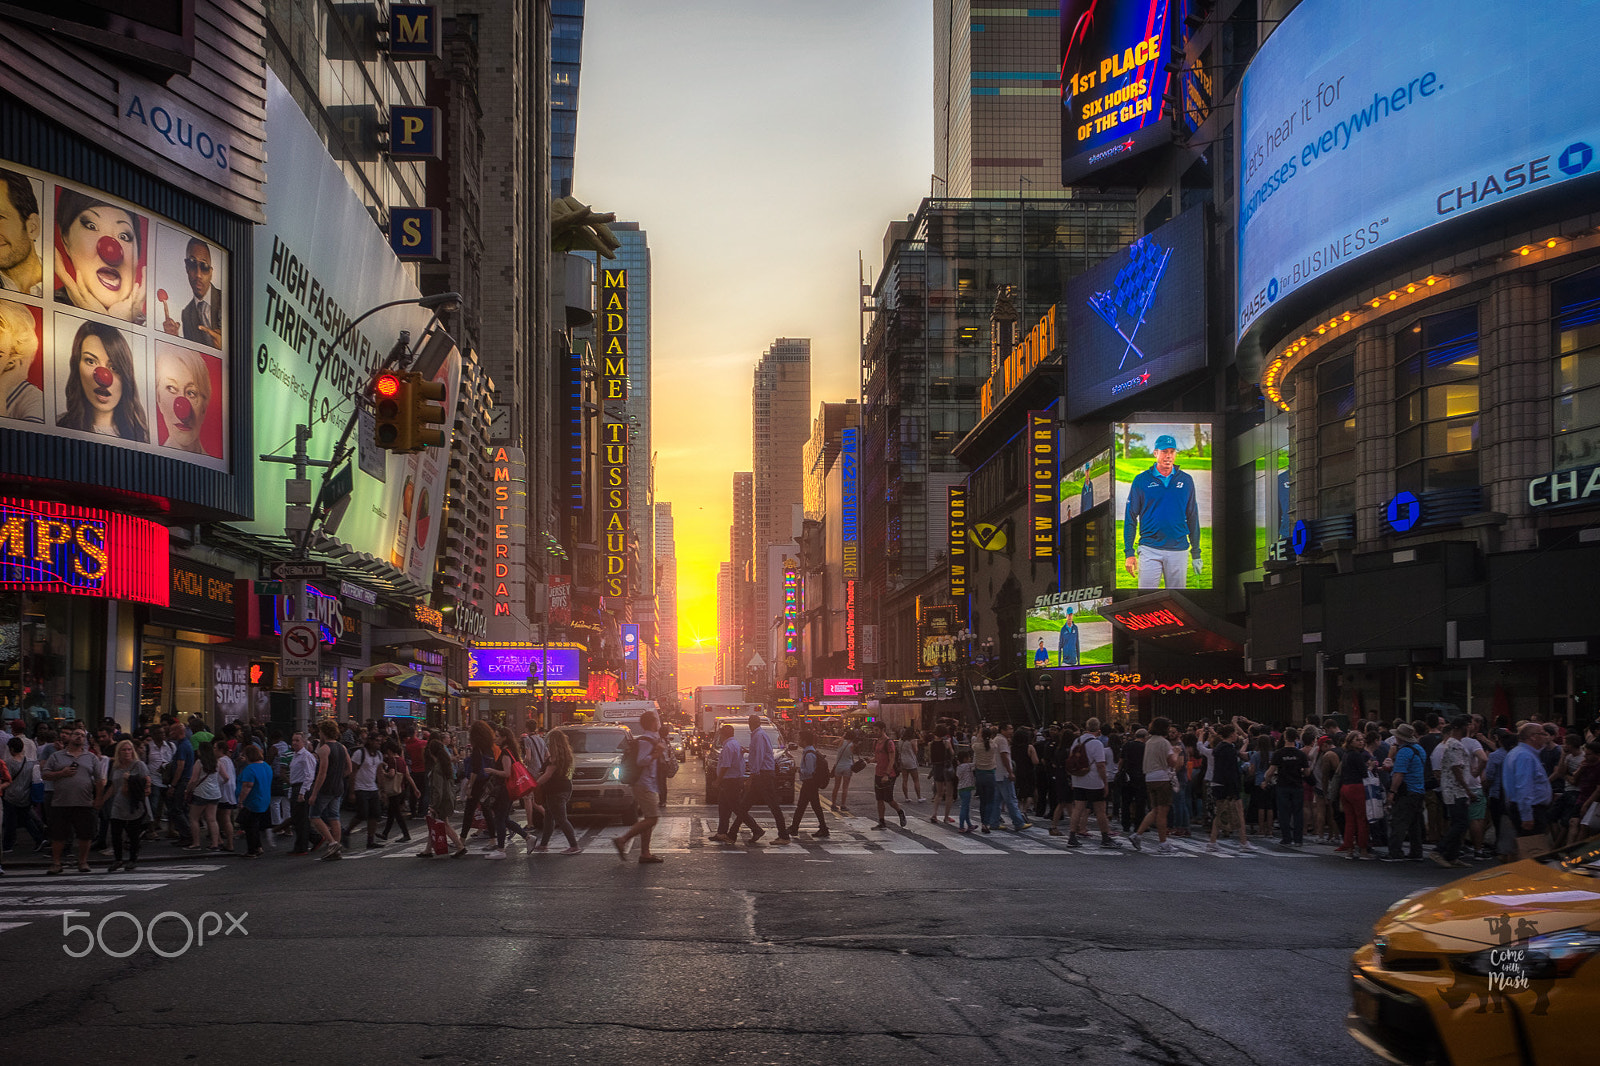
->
<box><xmin>552</xmin><ymin>0</ymin><xmax>584</xmax><ymax>198</ymax></box>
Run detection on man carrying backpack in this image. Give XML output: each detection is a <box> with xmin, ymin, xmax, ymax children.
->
<box><xmin>1384</xmin><ymin>723</ymin><xmax>1429</xmax><ymax>862</ymax></box>
<box><xmin>1062</xmin><ymin>718</ymin><xmax>1122</xmax><ymax>849</ymax></box>
<box><xmin>787</xmin><ymin>728</ymin><xmax>831</xmax><ymax>838</ymax></box>
<box><xmin>613</xmin><ymin>709</ymin><xmax>674</xmax><ymax>864</ymax></box>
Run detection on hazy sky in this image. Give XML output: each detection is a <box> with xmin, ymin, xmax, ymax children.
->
<box><xmin>578</xmin><ymin>1</ymin><xmax>935</xmax><ymax>690</ymax></box>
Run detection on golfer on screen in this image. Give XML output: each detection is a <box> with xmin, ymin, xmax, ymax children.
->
<box><xmin>1122</xmin><ymin>434</ymin><xmax>1202</xmax><ymax>589</ymax></box>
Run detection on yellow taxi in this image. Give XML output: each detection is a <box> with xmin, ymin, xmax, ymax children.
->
<box><xmin>1348</xmin><ymin>836</ymin><xmax>1600</xmax><ymax>1065</ymax></box>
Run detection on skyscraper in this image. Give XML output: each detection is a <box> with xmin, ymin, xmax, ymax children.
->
<box><xmin>652</xmin><ymin>502</ymin><xmax>679</xmax><ymax>703</ymax></box>
<box><xmin>934</xmin><ymin>2</ymin><xmax>1069</xmax><ymax>199</ymax></box>
<box><xmin>716</xmin><ymin>561</ymin><xmax>735</xmax><ymax>685</ymax></box>
<box><xmin>731</xmin><ymin>471</ymin><xmax>754</xmax><ymax>683</ymax></box>
<box><xmin>550</xmin><ymin>0</ymin><xmax>584</xmax><ymax>199</ymax></box>
<box><xmin>752</xmin><ymin>339</ymin><xmax>811</xmax><ymax>683</ymax></box>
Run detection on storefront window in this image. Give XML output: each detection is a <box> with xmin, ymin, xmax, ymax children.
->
<box><xmin>1552</xmin><ymin>263</ymin><xmax>1600</xmax><ymax>470</ymax></box>
<box><xmin>1395</xmin><ymin>306</ymin><xmax>1480</xmax><ymax>493</ymax></box>
<box><xmin>0</xmin><ymin>591</ymin><xmax>105</xmax><ymax>724</ymax></box>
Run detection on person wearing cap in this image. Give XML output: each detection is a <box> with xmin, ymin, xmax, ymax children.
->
<box><xmin>1383</xmin><ymin>723</ymin><xmax>1429</xmax><ymax>862</ymax></box>
<box><xmin>1122</xmin><ymin>433</ymin><xmax>1202</xmax><ymax>589</ymax></box>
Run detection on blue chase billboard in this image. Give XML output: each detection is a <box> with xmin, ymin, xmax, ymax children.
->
<box><xmin>1236</xmin><ymin>0</ymin><xmax>1600</xmax><ymax>351</ymax></box>
<box><xmin>1064</xmin><ymin>205</ymin><xmax>1207</xmax><ymax>421</ymax></box>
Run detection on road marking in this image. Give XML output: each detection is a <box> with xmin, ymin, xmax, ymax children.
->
<box><xmin>894</xmin><ymin>817</ymin><xmax>1004</xmax><ymax>854</ymax></box>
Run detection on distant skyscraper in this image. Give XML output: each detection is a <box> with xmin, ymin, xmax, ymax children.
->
<box><xmin>934</xmin><ymin>2</ymin><xmax>1069</xmax><ymax>199</ymax></box>
<box><xmin>752</xmin><ymin>339</ymin><xmax>811</xmax><ymax>682</ymax></box>
<box><xmin>551</xmin><ymin>0</ymin><xmax>584</xmax><ymax>199</ymax></box>
<box><xmin>652</xmin><ymin>502</ymin><xmax>679</xmax><ymax>701</ymax></box>
<box><xmin>731</xmin><ymin>472</ymin><xmax>754</xmax><ymax>682</ymax></box>
<box><xmin>716</xmin><ymin>561</ymin><xmax>735</xmax><ymax>685</ymax></box>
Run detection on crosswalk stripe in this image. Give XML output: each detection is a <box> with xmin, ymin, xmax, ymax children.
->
<box><xmin>893</xmin><ymin>817</ymin><xmax>1002</xmax><ymax>854</ymax></box>
<box><xmin>0</xmin><ymin>864</ymin><xmax>224</xmax><ymax>937</ymax></box>
<box><xmin>0</xmin><ymin>881</ymin><xmax>170</xmax><ymax>892</ymax></box>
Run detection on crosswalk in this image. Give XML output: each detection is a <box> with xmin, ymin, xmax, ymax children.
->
<box><xmin>368</xmin><ymin>813</ymin><xmax>1327</xmax><ymax>860</ymax></box>
<box><xmin>0</xmin><ymin>864</ymin><xmax>226</xmax><ymax>935</ymax></box>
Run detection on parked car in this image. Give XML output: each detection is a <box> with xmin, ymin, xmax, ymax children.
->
<box><xmin>700</xmin><ymin>722</ymin><xmax>795</xmax><ymax>805</ymax></box>
<box><xmin>1347</xmin><ymin>835</ymin><xmax>1600</xmax><ymax>1066</ymax></box>
<box><xmin>552</xmin><ymin>724</ymin><xmax>637</xmax><ymax>824</ymax></box>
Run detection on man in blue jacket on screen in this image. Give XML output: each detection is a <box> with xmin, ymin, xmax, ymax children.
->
<box><xmin>1122</xmin><ymin>434</ymin><xmax>1202</xmax><ymax>589</ymax></box>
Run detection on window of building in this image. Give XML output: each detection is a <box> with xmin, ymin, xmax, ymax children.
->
<box><xmin>1394</xmin><ymin>306</ymin><xmax>1480</xmax><ymax>493</ymax></box>
<box><xmin>1552</xmin><ymin>263</ymin><xmax>1600</xmax><ymax>470</ymax></box>
<box><xmin>1315</xmin><ymin>353</ymin><xmax>1356</xmax><ymax>514</ymax></box>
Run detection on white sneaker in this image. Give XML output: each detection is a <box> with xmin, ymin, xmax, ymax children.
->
<box><xmin>1130</xmin><ymin>832</ymin><xmax>1144</xmax><ymax>851</ymax></box>
<box><xmin>1206</xmin><ymin>841</ymin><xmax>1220</xmax><ymax>853</ymax></box>
<box><xmin>1158</xmin><ymin>841</ymin><xmax>1177</xmax><ymax>854</ymax></box>
<box><xmin>484</xmin><ymin>848</ymin><xmax>506</xmax><ymax>860</ymax></box>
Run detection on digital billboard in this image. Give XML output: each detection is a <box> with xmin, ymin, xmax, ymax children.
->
<box><xmin>1059</xmin><ymin>0</ymin><xmax>1175</xmax><ymax>185</ymax></box>
<box><xmin>467</xmin><ymin>646</ymin><xmax>584</xmax><ymax>688</ymax></box>
<box><xmin>1113</xmin><ymin>420</ymin><xmax>1212</xmax><ymax>590</ymax></box>
<box><xmin>0</xmin><ymin>158</ymin><xmax>230</xmax><ymax>468</ymax></box>
<box><xmin>1025</xmin><ymin>591</ymin><xmax>1114</xmax><ymax>669</ymax></box>
<box><xmin>1237</xmin><ymin>0</ymin><xmax>1600</xmax><ymax>348</ymax></box>
<box><xmin>1059</xmin><ymin>448</ymin><xmax>1112</xmax><ymax>524</ymax></box>
<box><xmin>1063</xmin><ymin>206</ymin><xmax>1207</xmax><ymax>421</ymax></box>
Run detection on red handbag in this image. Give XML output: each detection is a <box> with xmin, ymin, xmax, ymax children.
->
<box><xmin>507</xmin><ymin>760</ymin><xmax>537</xmax><ymax>800</ymax></box>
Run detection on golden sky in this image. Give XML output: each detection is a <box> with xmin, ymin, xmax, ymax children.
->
<box><xmin>579</xmin><ymin>2</ymin><xmax>934</xmax><ymax>690</ymax></box>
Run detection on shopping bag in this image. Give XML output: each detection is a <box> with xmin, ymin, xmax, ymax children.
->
<box><xmin>507</xmin><ymin>760</ymin><xmax>537</xmax><ymax>800</ymax></box>
<box><xmin>425</xmin><ymin>814</ymin><xmax>451</xmax><ymax>855</ymax></box>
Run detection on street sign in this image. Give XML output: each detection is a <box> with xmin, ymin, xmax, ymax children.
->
<box><xmin>260</xmin><ymin>560</ymin><xmax>327</xmax><ymax>582</ymax></box>
<box><xmin>281</xmin><ymin>621</ymin><xmax>321</xmax><ymax>678</ymax></box>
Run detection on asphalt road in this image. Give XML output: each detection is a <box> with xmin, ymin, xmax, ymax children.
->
<box><xmin>1</xmin><ymin>762</ymin><xmax>1451</xmax><ymax>1066</ymax></box>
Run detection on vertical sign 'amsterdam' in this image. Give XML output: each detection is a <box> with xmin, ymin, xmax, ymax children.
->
<box><xmin>1029</xmin><ymin>410</ymin><xmax>1056</xmax><ymax>560</ymax></box>
<box><xmin>600</xmin><ymin>269</ymin><xmax>630</xmax><ymax>601</ymax></box>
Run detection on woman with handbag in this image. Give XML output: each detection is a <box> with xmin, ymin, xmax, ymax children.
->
<box><xmin>1336</xmin><ymin>732</ymin><xmax>1375</xmax><ymax>859</ymax></box>
<box><xmin>377</xmin><ymin>738</ymin><xmax>414</xmax><ymax>844</ymax></box>
<box><xmin>184</xmin><ymin>742</ymin><xmax>224</xmax><ymax>851</ymax></box>
<box><xmin>418</xmin><ymin>739</ymin><xmax>468</xmax><ymax>858</ymax></box>
<box><xmin>464</xmin><ymin>721</ymin><xmax>515</xmax><ymax>859</ymax></box>
<box><xmin>496</xmin><ymin>725</ymin><xmax>540</xmax><ymax>844</ymax></box>
<box><xmin>531</xmin><ymin>728</ymin><xmax>581</xmax><ymax>854</ymax></box>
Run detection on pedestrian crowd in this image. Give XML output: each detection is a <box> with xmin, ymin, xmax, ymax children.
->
<box><xmin>0</xmin><ymin>710</ymin><xmax>684</xmax><ymax>871</ymax></box>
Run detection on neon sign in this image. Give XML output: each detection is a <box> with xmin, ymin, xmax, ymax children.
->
<box><xmin>1028</xmin><ymin>409</ymin><xmax>1056</xmax><ymax>560</ymax></box>
<box><xmin>0</xmin><ymin>499</ymin><xmax>167</xmax><ymax>604</ymax></box>
<box><xmin>841</xmin><ymin>427</ymin><xmax>859</xmax><ymax>580</ymax></box>
<box><xmin>845</xmin><ymin>578</ymin><xmax>857</xmax><ymax>671</ymax></box>
<box><xmin>1114</xmin><ymin>607</ymin><xmax>1184</xmax><ymax>631</ymax></box>
<box><xmin>783</xmin><ymin>562</ymin><xmax>800</xmax><ymax>655</ymax></box>
<box><xmin>600</xmin><ymin>268</ymin><xmax>630</xmax><ymax>601</ymax></box>
<box><xmin>947</xmin><ymin>485</ymin><xmax>967</xmax><ymax>601</ymax></box>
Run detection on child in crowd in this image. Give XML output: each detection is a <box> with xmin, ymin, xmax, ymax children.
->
<box><xmin>955</xmin><ymin>747</ymin><xmax>976</xmax><ymax>833</ymax></box>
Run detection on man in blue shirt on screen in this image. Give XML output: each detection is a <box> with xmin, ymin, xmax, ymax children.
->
<box><xmin>1058</xmin><ymin>608</ymin><xmax>1079</xmax><ymax>667</ymax></box>
<box><xmin>1122</xmin><ymin>434</ymin><xmax>1202</xmax><ymax>589</ymax></box>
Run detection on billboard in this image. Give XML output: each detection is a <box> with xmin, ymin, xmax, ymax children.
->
<box><xmin>1059</xmin><ymin>0</ymin><xmax>1174</xmax><ymax>185</ymax></box>
<box><xmin>1025</xmin><ymin>591</ymin><xmax>1114</xmax><ymax>669</ymax></box>
<box><xmin>467</xmin><ymin>646</ymin><xmax>584</xmax><ymax>688</ymax></box>
<box><xmin>822</xmin><ymin>678</ymin><xmax>862</xmax><ymax>698</ymax></box>
<box><xmin>1059</xmin><ymin>448</ymin><xmax>1112</xmax><ymax>524</ymax></box>
<box><xmin>0</xmin><ymin>159</ymin><xmax>230</xmax><ymax>468</ymax></box>
<box><xmin>244</xmin><ymin>74</ymin><xmax>459</xmax><ymax>583</ymax></box>
<box><xmin>1113</xmin><ymin>420</ymin><xmax>1212</xmax><ymax>590</ymax></box>
<box><xmin>1237</xmin><ymin>0</ymin><xmax>1600</xmax><ymax>347</ymax></box>
<box><xmin>1064</xmin><ymin>206</ymin><xmax>1207</xmax><ymax>421</ymax></box>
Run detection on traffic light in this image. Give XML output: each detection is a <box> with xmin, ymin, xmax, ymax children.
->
<box><xmin>410</xmin><ymin>374</ymin><xmax>448</xmax><ymax>449</ymax></box>
<box><xmin>372</xmin><ymin>371</ymin><xmax>409</xmax><ymax>450</ymax></box>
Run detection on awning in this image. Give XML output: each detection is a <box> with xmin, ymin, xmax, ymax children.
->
<box><xmin>1108</xmin><ymin>591</ymin><xmax>1246</xmax><ymax>655</ymax></box>
<box><xmin>371</xmin><ymin>627</ymin><xmax>466</xmax><ymax>649</ymax></box>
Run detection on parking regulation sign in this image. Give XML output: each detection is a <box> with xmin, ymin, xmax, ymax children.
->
<box><xmin>281</xmin><ymin>622</ymin><xmax>321</xmax><ymax>678</ymax></box>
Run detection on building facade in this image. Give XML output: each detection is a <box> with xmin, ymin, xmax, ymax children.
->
<box><xmin>652</xmin><ymin>502</ymin><xmax>679</xmax><ymax>706</ymax></box>
<box><xmin>751</xmin><ymin>338</ymin><xmax>811</xmax><ymax>688</ymax></box>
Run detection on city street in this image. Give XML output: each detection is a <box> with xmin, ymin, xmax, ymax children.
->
<box><xmin>1</xmin><ymin>761</ymin><xmax>1438</xmax><ymax>1065</ymax></box>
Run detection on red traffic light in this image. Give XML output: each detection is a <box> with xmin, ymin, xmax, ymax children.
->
<box><xmin>374</xmin><ymin>373</ymin><xmax>403</xmax><ymax>398</ymax></box>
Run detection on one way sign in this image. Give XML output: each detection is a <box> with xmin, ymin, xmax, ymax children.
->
<box><xmin>260</xmin><ymin>560</ymin><xmax>327</xmax><ymax>582</ymax></box>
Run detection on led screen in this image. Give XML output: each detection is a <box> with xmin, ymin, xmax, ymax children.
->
<box><xmin>1237</xmin><ymin>0</ymin><xmax>1600</xmax><ymax>347</ymax></box>
<box><xmin>1063</xmin><ymin>206</ymin><xmax>1207</xmax><ymax>421</ymax></box>
<box><xmin>1059</xmin><ymin>448</ymin><xmax>1111</xmax><ymax>523</ymax></box>
<box><xmin>1025</xmin><ymin>595</ymin><xmax>1114</xmax><ymax>669</ymax></box>
<box><xmin>468</xmin><ymin>647</ymin><xmax>583</xmax><ymax>688</ymax></box>
<box><xmin>1059</xmin><ymin>0</ymin><xmax>1175</xmax><ymax>184</ymax></box>
<box><xmin>1113</xmin><ymin>420</ymin><xmax>1212</xmax><ymax>590</ymax></box>
<box><xmin>0</xmin><ymin>158</ymin><xmax>230</xmax><ymax>467</ymax></box>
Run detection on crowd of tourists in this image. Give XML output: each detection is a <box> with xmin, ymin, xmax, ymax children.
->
<box><xmin>803</xmin><ymin>712</ymin><xmax>1599</xmax><ymax>864</ymax></box>
<box><xmin>3</xmin><ymin>708</ymin><xmax>1593</xmax><ymax>874</ymax></box>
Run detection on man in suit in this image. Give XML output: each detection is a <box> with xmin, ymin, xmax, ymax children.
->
<box><xmin>163</xmin><ymin>237</ymin><xmax>221</xmax><ymax>348</ymax></box>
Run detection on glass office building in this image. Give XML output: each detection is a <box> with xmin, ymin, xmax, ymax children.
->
<box><xmin>551</xmin><ymin>0</ymin><xmax>585</xmax><ymax>198</ymax></box>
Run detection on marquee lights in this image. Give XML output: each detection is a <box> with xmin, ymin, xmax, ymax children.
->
<box><xmin>0</xmin><ymin>499</ymin><xmax>168</xmax><ymax>605</ymax></box>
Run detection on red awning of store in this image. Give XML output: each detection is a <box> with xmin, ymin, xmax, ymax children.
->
<box><xmin>1107</xmin><ymin>591</ymin><xmax>1246</xmax><ymax>656</ymax></box>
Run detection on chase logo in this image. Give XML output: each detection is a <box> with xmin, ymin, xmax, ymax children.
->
<box><xmin>1559</xmin><ymin>142</ymin><xmax>1593</xmax><ymax>177</ymax></box>
<box><xmin>1267</xmin><ymin>277</ymin><xmax>1279</xmax><ymax>303</ymax></box>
